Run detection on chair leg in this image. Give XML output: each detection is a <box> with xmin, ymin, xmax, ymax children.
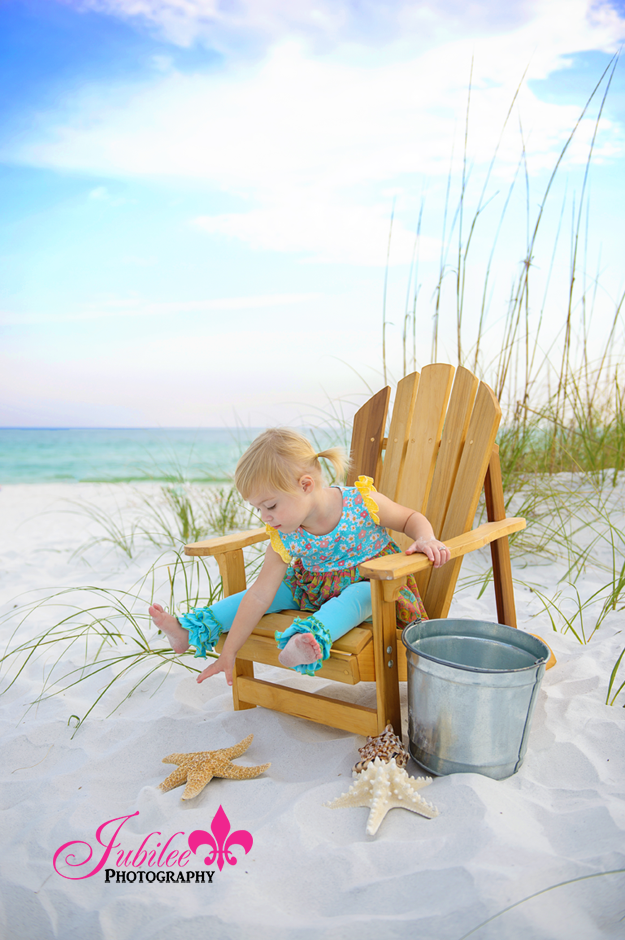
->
<box><xmin>217</xmin><ymin>550</ymin><xmax>247</xmax><ymax>596</ymax></box>
<box><xmin>370</xmin><ymin>581</ymin><xmax>402</xmax><ymax>734</ymax></box>
<box><xmin>232</xmin><ymin>659</ymin><xmax>256</xmax><ymax>711</ymax></box>
<box><xmin>490</xmin><ymin>536</ymin><xmax>517</xmax><ymax>628</ymax></box>
<box><xmin>484</xmin><ymin>446</ymin><xmax>517</xmax><ymax>628</ymax></box>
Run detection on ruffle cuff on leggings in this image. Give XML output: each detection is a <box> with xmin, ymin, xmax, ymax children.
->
<box><xmin>274</xmin><ymin>615</ymin><xmax>332</xmax><ymax>676</ymax></box>
<box><xmin>178</xmin><ymin>608</ymin><xmax>223</xmax><ymax>659</ymax></box>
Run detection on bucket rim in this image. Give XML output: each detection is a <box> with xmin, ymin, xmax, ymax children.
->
<box><xmin>401</xmin><ymin>618</ymin><xmax>550</xmax><ymax>674</ymax></box>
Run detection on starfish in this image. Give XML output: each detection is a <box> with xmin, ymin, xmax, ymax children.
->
<box><xmin>158</xmin><ymin>734</ymin><xmax>270</xmax><ymax>800</ymax></box>
<box><xmin>325</xmin><ymin>757</ymin><xmax>439</xmax><ymax>835</ymax></box>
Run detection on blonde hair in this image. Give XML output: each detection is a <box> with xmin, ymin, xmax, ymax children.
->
<box><xmin>234</xmin><ymin>428</ymin><xmax>348</xmax><ymax>499</ymax></box>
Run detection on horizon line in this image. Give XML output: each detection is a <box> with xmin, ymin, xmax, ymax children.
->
<box><xmin>0</xmin><ymin>424</ymin><xmax>337</xmax><ymax>431</ymax></box>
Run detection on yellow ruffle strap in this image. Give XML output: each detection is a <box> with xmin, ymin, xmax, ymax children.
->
<box><xmin>354</xmin><ymin>475</ymin><xmax>380</xmax><ymax>524</ymax></box>
<box><xmin>265</xmin><ymin>524</ymin><xmax>292</xmax><ymax>563</ymax></box>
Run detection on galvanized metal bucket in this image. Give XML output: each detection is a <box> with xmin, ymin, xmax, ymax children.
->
<box><xmin>402</xmin><ymin>619</ymin><xmax>550</xmax><ymax>780</ymax></box>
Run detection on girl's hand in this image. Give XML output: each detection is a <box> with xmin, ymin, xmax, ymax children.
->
<box><xmin>406</xmin><ymin>536</ymin><xmax>451</xmax><ymax>568</ymax></box>
<box><xmin>197</xmin><ymin>653</ymin><xmax>235</xmax><ymax>687</ymax></box>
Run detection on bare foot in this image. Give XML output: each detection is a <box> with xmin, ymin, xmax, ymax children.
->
<box><xmin>149</xmin><ymin>603</ymin><xmax>189</xmax><ymax>654</ymax></box>
<box><xmin>278</xmin><ymin>632</ymin><xmax>322</xmax><ymax>667</ymax></box>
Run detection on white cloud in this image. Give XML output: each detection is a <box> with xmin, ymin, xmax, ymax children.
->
<box><xmin>63</xmin><ymin>0</ymin><xmax>535</xmax><ymax>51</ymax></box>
<box><xmin>193</xmin><ymin>199</ymin><xmax>442</xmax><ymax>265</ymax></box>
<box><xmin>15</xmin><ymin>37</ymin><xmax>623</xmax><ymax>182</ymax></box>
<box><xmin>9</xmin><ymin>2</ymin><xmax>625</xmax><ymax>265</ymax></box>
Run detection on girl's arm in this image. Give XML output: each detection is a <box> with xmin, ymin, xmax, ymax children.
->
<box><xmin>373</xmin><ymin>492</ymin><xmax>451</xmax><ymax>568</ymax></box>
<box><xmin>197</xmin><ymin>544</ymin><xmax>288</xmax><ymax>687</ymax></box>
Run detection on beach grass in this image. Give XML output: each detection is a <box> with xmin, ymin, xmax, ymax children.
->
<box><xmin>137</xmin><ymin>482</ymin><xmax>258</xmax><ymax>548</ymax></box>
<box><xmin>0</xmin><ymin>551</ymin><xmax>223</xmax><ymax>732</ymax></box>
<box><xmin>62</xmin><ymin>481</ymin><xmax>259</xmax><ymax>561</ymax></box>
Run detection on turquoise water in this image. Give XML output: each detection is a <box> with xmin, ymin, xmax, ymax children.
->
<box><xmin>0</xmin><ymin>428</ymin><xmax>261</xmax><ymax>484</ymax></box>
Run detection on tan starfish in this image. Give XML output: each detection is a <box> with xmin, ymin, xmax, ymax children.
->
<box><xmin>158</xmin><ymin>734</ymin><xmax>271</xmax><ymax>800</ymax></box>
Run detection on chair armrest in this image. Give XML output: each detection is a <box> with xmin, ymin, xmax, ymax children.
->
<box><xmin>185</xmin><ymin>528</ymin><xmax>268</xmax><ymax>557</ymax></box>
<box><xmin>359</xmin><ymin>517</ymin><xmax>526</xmax><ymax>580</ymax></box>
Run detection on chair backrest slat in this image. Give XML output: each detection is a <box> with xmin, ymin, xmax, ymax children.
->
<box><xmin>394</xmin><ymin>363</ymin><xmax>455</xmax><ymax>514</ymax></box>
<box><xmin>415</xmin><ymin>366</ymin><xmax>480</xmax><ymax>598</ymax></box>
<box><xmin>439</xmin><ymin>380</ymin><xmax>501</xmax><ymax>541</ymax></box>
<box><xmin>423</xmin><ymin>381</ymin><xmax>501</xmax><ymax>618</ymax></box>
<box><xmin>346</xmin><ymin>386</ymin><xmax>390</xmax><ymax>485</ymax></box>
<box><xmin>424</xmin><ymin>366</ymin><xmax>480</xmax><ymax>540</ymax></box>
<box><xmin>379</xmin><ymin>372</ymin><xmax>420</xmax><ymax>500</ymax></box>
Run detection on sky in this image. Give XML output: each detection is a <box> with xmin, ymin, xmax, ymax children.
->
<box><xmin>1</xmin><ymin>0</ymin><xmax>624</xmax><ymax>427</ymax></box>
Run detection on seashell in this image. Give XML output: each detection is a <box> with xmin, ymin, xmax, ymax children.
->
<box><xmin>353</xmin><ymin>723</ymin><xmax>409</xmax><ymax>773</ymax></box>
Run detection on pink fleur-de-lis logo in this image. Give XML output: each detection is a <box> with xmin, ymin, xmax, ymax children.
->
<box><xmin>188</xmin><ymin>806</ymin><xmax>253</xmax><ymax>872</ymax></box>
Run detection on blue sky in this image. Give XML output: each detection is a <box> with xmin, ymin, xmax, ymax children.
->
<box><xmin>1</xmin><ymin>0</ymin><xmax>624</xmax><ymax>427</ymax></box>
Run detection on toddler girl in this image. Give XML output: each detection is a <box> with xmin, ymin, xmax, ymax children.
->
<box><xmin>149</xmin><ymin>428</ymin><xmax>450</xmax><ymax>686</ymax></box>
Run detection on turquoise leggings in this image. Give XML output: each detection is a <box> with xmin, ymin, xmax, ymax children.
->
<box><xmin>179</xmin><ymin>579</ymin><xmax>373</xmax><ymax>676</ymax></box>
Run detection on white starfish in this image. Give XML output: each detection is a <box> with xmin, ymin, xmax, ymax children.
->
<box><xmin>325</xmin><ymin>757</ymin><xmax>439</xmax><ymax>835</ymax></box>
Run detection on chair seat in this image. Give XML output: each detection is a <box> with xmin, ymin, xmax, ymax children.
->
<box><xmin>215</xmin><ymin>610</ymin><xmax>408</xmax><ymax>684</ymax></box>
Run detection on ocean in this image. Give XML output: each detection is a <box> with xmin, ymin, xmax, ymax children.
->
<box><xmin>0</xmin><ymin>427</ymin><xmax>346</xmax><ymax>485</ymax></box>
<box><xmin>0</xmin><ymin>428</ymin><xmax>260</xmax><ymax>484</ymax></box>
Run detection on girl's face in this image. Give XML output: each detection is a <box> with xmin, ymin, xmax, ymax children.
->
<box><xmin>248</xmin><ymin>478</ymin><xmax>313</xmax><ymax>533</ymax></box>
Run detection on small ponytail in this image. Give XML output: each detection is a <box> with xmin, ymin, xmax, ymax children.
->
<box><xmin>315</xmin><ymin>447</ymin><xmax>349</xmax><ymax>484</ymax></box>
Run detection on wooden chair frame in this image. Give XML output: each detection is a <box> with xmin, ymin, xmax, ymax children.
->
<box><xmin>185</xmin><ymin>365</ymin><xmax>526</xmax><ymax>737</ymax></box>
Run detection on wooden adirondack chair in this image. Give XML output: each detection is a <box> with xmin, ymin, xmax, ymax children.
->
<box><xmin>184</xmin><ymin>364</ymin><xmax>528</xmax><ymax>737</ymax></box>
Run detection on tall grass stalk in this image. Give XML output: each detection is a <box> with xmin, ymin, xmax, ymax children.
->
<box><xmin>383</xmin><ymin>54</ymin><xmax>624</xmax><ymax>485</ymax></box>
<box><xmin>381</xmin><ymin>199</ymin><xmax>396</xmax><ymax>385</ymax></box>
<box><xmin>62</xmin><ymin>500</ymin><xmax>139</xmax><ymax>561</ymax></box>
<box><xmin>66</xmin><ymin>482</ymin><xmax>258</xmax><ymax>562</ymax></box>
<box><xmin>458</xmin><ymin>869</ymin><xmax>625</xmax><ymax>940</ymax></box>
<box><xmin>607</xmin><ymin>647</ymin><xmax>625</xmax><ymax>706</ymax></box>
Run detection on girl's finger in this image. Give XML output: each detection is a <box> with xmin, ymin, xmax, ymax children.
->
<box><xmin>197</xmin><ymin>662</ymin><xmax>218</xmax><ymax>683</ymax></box>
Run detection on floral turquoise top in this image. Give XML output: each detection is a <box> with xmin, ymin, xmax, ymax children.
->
<box><xmin>267</xmin><ymin>476</ymin><xmax>389</xmax><ymax>571</ymax></box>
<box><xmin>266</xmin><ymin>476</ymin><xmax>427</xmax><ymax>625</ymax></box>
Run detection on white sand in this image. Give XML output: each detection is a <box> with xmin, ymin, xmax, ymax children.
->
<box><xmin>1</xmin><ymin>483</ymin><xmax>624</xmax><ymax>940</ymax></box>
